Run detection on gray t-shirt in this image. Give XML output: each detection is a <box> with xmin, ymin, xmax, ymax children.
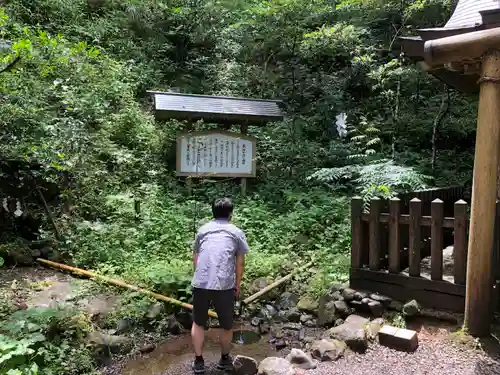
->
<box><xmin>192</xmin><ymin>219</ymin><xmax>249</xmax><ymax>291</ymax></box>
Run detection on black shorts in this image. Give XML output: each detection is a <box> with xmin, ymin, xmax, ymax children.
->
<box><xmin>192</xmin><ymin>288</ymin><xmax>235</xmax><ymax>330</ymax></box>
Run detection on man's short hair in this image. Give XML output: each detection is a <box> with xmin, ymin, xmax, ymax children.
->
<box><xmin>212</xmin><ymin>197</ymin><xmax>233</xmax><ymax>220</ymax></box>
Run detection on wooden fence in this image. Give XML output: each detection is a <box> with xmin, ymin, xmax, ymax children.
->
<box><xmin>349</xmin><ymin>193</ymin><xmax>470</xmax><ymax>312</ymax></box>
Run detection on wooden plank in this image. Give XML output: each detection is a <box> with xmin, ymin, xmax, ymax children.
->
<box><xmin>240</xmin><ymin>124</ymin><xmax>248</xmax><ymax>196</ymax></box>
<box><xmin>361</xmin><ymin>213</ymin><xmax>456</xmax><ymax>228</ymax></box>
<box><xmin>454</xmin><ymin>200</ymin><xmax>468</xmax><ymax>285</ymax></box>
<box><xmin>409</xmin><ymin>198</ymin><xmax>422</xmax><ymax>277</ymax></box>
<box><xmin>389</xmin><ymin>198</ymin><xmax>401</xmax><ymax>273</ymax></box>
<box><xmin>350</xmin><ymin>268</ymin><xmax>466</xmax><ymax>296</ymax></box>
<box><xmin>350</xmin><ymin>276</ymin><xmax>465</xmax><ymax>312</ymax></box>
<box><xmin>431</xmin><ymin>199</ymin><xmax>444</xmax><ymax>281</ymax></box>
<box><xmin>369</xmin><ymin>198</ymin><xmax>382</xmax><ymax>271</ymax></box>
<box><xmin>351</xmin><ymin>197</ymin><xmax>364</xmax><ymax>268</ymax></box>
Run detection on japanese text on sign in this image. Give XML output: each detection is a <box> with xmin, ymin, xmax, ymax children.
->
<box><xmin>177</xmin><ymin>131</ymin><xmax>256</xmax><ymax>177</ymax></box>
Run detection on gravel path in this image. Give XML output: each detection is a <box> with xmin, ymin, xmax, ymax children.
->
<box><xmin>157</xmin><ymin>336</ymin><xmax>500</xmax><ymax>375</ymax></box>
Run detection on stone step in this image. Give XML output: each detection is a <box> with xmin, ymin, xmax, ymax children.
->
<box><xmin>378</xmin><ymin>325</ymin><xmax>419</xmax><ymax>352</ymax></box>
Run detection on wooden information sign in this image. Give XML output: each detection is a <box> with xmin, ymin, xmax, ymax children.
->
<box><xmin>176</xmin><ymin>130</ymin><xmax>256</xmax><ymax>178</ymax></box>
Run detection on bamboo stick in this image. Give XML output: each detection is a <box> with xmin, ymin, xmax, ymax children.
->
<box><xmin>242</xmin><ymin>261</ymin><xmax>314</xmax><ymax>306</ymax></box>
<box><xmin>36</xmin><ymin>258</ymin><xmax>219</xmax><ymax>318</ymax></box>
<box><xmin>38</xmin><ymin>258</ymin><xmax>315</xmax><ymax>321</ymax></box>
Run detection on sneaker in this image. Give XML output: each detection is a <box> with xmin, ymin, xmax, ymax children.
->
<box><xmin>216</xmin><ymin>355</ymin><xmax>234</xmax><ymax>372</ymax></box>
<box><xmin>192</xmin><ymin>358</ymin><xmax>205</xmax><ymax>374</ymax></box>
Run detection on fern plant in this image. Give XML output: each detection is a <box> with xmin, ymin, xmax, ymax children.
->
<box><xmin>308</xmin><ymin>159</ymin><xmax>430</xmax><ymax>210</ymax></box>
<box><xmin>348</xmin><ymin>116</ymin><xmax>382</xmax><ymax>159</ymax></box>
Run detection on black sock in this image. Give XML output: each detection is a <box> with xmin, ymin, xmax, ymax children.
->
<box><xmin>195</xmin><ymin>356</ymin><xmax>204</xmax><ymax>362</ymax></box>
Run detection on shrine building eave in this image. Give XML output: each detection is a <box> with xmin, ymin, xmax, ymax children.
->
<box><xmin>147</xmin><ymin>91</ymin><xmax>285</xmax><ymax>126</ymax></box>
<box><xmin>397</xmin><ymin>0</ymin><xmax>500</xmax><ymax>94</ymax></box>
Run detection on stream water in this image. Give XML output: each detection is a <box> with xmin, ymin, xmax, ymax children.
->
<box><xmin>122</xmin><ymin>327</ymin><xmax>276</xmax><ymax>375</ymax></box>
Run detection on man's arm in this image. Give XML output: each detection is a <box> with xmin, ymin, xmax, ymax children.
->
<box><xmin>235</xmin><ymin>253</ymin><xmax>245</xmax><ymax>295</ymax></box>
<box><xmin>193</xmin><ymin>233</ymin><xmax>201</xmax><ymax>271</ymax></box>
<box><xmin>235</xmin><ymin>231</ymin><xmax>249</xmax><ymax>296</ymax></box>
<box><xmin>193</xmin><ymin>252</ymin><xmax>199</xmax><ymax>270</ymax></box>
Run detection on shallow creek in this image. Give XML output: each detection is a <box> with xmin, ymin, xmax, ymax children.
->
<box><xmin>122</xmin><ymin>326</ymin><xmax>278</xmax><ymax>375</ymax></box>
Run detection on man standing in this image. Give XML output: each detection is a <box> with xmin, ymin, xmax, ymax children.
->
<box><xmin>191</xmin><ymin>197</ymin><xmax>248</xmax><ymax>374</ymax></box>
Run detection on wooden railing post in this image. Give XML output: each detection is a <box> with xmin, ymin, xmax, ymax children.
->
<box><xmin>388</xmin><ymin>197</ymin><xmax>401</xmax><ymax>273</ymax></box>
<box><xmin>351</xmin><ymin>197</ymin><xmax>364</xmax><ymax>269</ymax></box>
<box><xmin>369</xmin><ymin>197</ymin><xmax>381</xmax><ymax>271</ymax></box>
<box><xmin>431</xmin><ymin>199</ymin><xmax>444</xmax><ymax>281</ymax></box>
<box><xmin>409</xmin><ymin>198</ymin><xmax>422</xmax><ymax>277</ymax></box>
<box><xmin>454</xmin><ymin>200</ymin><xmax>468</xmax><ymax>285</ymax></box>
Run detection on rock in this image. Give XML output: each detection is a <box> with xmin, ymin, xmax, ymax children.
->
<box><xmin>403</xmin><ymin>300</ymin><xmax>421</xmax><ymax>317</ymax></box>
<box><xmin>286</xmin><ymin>348</ymin><xmax>317</xmax><ymax>369</ymax></box>
<box><xmin>296</xmin><ymin>296</ymin><xmax>319</xmax><ymax>314</ymax></box>
<box><xmin>5</xmin><ymin>248</ymin><xmax>34</xmax><ymax>266</ymax></box>
<box><xmin>354</xmin><ymin>290</ymin><xmax>369</xmax><ymax>301</ymax></box>
<box><xmin>283</xmin><ymin>322</ymin><xmax>302</xmax><ymax>331</ymax></box>
<box><xmin>257</xmin><ymin>305</ymin><xmax>277</xmax><ymax>321</ymax></box>
<box><xmin>342</xmin><ymin>288</ymin><xmax>356</xmax><ymax>302</ymax></box>
<box><xmin>259</xmin><ymin>323</ymin><xmax>271</xmax><ymax>335</ymax></box>
<box><xmin>300</xmin><ymin>314</ymin><xmax>314</xmax><ymax>324</ymax></box>
<box><xmin>39</xmin><ymin>246</ymin><xmax>52</xmax><ymax>258</ymax></box>
<box><xmin>334</xmin><ymin>318</ymin><xmax>344</xmax><ymax>327</ymax></box>
<box><xmin>276</xmin><ymin>292</ymin><xmax>299</xmax><ymax>310</ymax></box>
<box><xmin>234</xmin><ymin>355</ymin><xmax>258</xmax><ymax>375</ymax></box>
<box><xmin>361</xmin><ymin>297</ymin><xmax>372</xmax><ymax>305</ymax></box>
<box><xmin>367</xmin><ymin>318</ymin><xmax>385</xmax><ymax>340</ymax></box>
<box><xmin>324</xmin><ymin>315</ymin><xmax>369</xmax><ymax>352</ymax></box>
<box><xmin>345</xmin><ymin>314</ymin><xmax>369</xmax><ymax>326</ymax></box>
<box><xmin>87</xmin><ymin>332</ymin><xmax>133</xmax><ymax>355</ymax></box>
<box><xmin>279</xmin><ymin>308</ymin><xmax>301</xmax><ymax>323</ymax></box>
<box><xmin>310</xmin><ymin>339</ymin><xmax>346</xmax><ymax>361</ymax></box>
<box><xmin>271</xmin><ymin>325</ymin><xmax>284</xmax><ymax>339</ymax></box>
<box><xmin>368</xmin><ymin>300</ymin><xmax>384</xmax><ymax>317</ymax></box>
<box><xmin>176</xmin><ymin>311</ymin><xmax>193</xmax><ymax>329</ymax></box>
<box><xmin>331</xmin><ymin>291</ymin><xmax>344</xmax><ymax>301</ymax></box>
<box><xmin>137</xmin><ymin>343</ymin><xmax>156</xmax><ymax>354</ymax></box>
<box><xmin>333</xmin><ymin>318</ymin><xmax>345</xmax><ymax>327</ymax></box>
<box><xmin>302</xmin><ymin>336</ymin><xmax>315</xmax><ymax>344</ymax></box>
<box><xmin>317</xmin><ymin>300</ymin><xmax>336</xmax><ymax>327</ymax></box>
<box><xmin>258</xmin><ymin>357</ymin><xmax>295</xmax><ymax>375</ymax></box>
<box><xmin>265</xmin><ymin>304</ymin><xmax>278</xmax><ymax>317</ymax></box>
<box><xmin>291</xmin><ymin>341</ymin><xmax>302</xmax><ymax>350</ymax></box>
<box><xmin>115</xmin><ymin>318</ymin><xmax>133</xmax><ymax>335</ymax></box>
<box><xmin>252</xmin><ymin>317</ymin><xmax>262</xmax><ymax>327</ymax></box>
<box><xmin>298</xmin><ymin>328</ymin><xmax>305</xmax><ymax>341</ymax></box>
<box><xmin>304</xmin><ymin>319</ymin><xmax>316</xmax><ymax>328</ymax></box>
<box><xmin>274</xmin><ymin>339</ymin><xmax>287</xmax><ymax>350</ymax></box>
<box><xmin>333</xmin><ymin>301</ymin><xmax>353</xmax><ymax>318</ymax></box>
<box><xmin>146</xmin><ymin>303</ymin><xmax>165</xmax><ymax>320</ymax></box>
<box><xmin>370</xmin><ymin>293</ymin><xmax>392</xmax><ymax>306</ymax></box>
<box><xmin>349</xmin><ymin>300</ymin><xmax>364</xmax><ymax>312</ymax></box>
<box><xmin>329</xmin><ymin>284</ymin><xmax>343</xmax><ymax>294</ymax></box>
<box><xmin>166</xmin><ymin>316</ymin><xmax>184</xmax><ymax>335</ymax></box>
<box><xmin>389</xmin><ymin>300</ymin><xmax>404</xmax><ymax>312</ymax></box>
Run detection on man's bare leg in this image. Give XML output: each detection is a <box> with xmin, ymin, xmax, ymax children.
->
<box><xmin>191</xmin><ymin>322</ymin><xmax>205</xmax><ymax>356</ymax></box>
<box><xmin>220</xmin><ymin>329</ymin><xmax>232</xmax><ymax>355</ymax></box>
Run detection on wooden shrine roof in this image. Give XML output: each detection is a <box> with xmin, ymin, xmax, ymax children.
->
<box><xmin>398</xmin><ymin>0</ymin><xmax>500</xmax><ymax>93</ymax></box>
<box><xmin>148</xmin><ymin>91</ymin><xmax>284</xmax><ymax>125</ymax></box>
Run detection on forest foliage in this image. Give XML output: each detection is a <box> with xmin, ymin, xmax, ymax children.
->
<box><xmin>0</xmin><ymin>0</ymin><xmax>479</xmax><ymax>297</ymax></box>
<box><xmin>0</xmin><ymin>1</ymin><xmax>480</xmax><ymax>372</ymax></box>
